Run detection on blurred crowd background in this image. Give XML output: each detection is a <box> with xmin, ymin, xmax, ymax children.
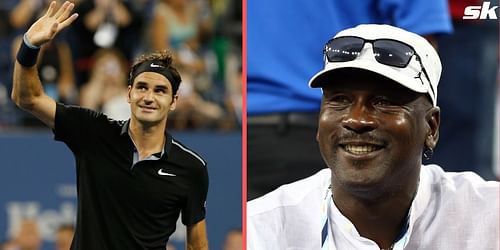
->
<box><xmin>0</xmin><ymin>0</ymin><xmax>242</xmax><ymax>131</ymax></box>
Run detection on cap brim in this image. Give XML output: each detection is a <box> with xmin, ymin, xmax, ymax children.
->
<box><xmin>308</xmin><ymin>59</ymin><xmax>428</xmax><ymax>94</ymax></box>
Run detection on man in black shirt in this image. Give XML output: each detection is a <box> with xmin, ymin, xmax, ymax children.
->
<box><xmin>11</xmin><ymin>2</ymin><xmax>209</xmax><ymax>249</ymax></box>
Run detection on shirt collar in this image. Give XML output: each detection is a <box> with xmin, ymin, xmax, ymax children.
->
<box><xmin>120</xmin><ymin>120</ymin><xmax>130</xmax><ymax>135</ymax></box>
<box><xmin>327</xmin><ymin>167</ymin><xmax>430</xmax><ymax>249</ymax></box>
<box><xmin>120</xmin><ymin>119</ymin><xmax>173</xmax><ymax>159</ymax></box>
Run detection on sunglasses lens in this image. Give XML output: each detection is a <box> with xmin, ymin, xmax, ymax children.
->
<box><xmin>373</xmin><ymin>40</ymin><xmax>414</xmax><ymax>67</ymax></box>
<box><xmin>325</xmin><ymin>37</ymin><xmax>365</xmax><ymax>62</ymax></box>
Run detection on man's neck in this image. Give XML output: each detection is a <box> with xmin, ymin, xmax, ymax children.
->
<box><xmin>129</xmin><ymin>119</ymin><xmax>167</xmax><ymax>160</ymax></box>
<box><xmin>332</xmin><ymin>179</ymin><xmax>418</xmax><ymax>249</ymax></box>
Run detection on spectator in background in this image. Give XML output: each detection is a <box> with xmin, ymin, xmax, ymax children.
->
<box><xmin>222</xmin><ymin>228</ymin><xmax>241</xmax><ymax>250</ymax></box>
<box><xmin>32</xmin><ymin>36</ymin><xmax>75</xmax><ymax>104</ymax></box>
<box><xmin>149</xmin><ymin>0</ymin><xmax>210</xmax><ymax>54</ymax></box>
<box><xmin>431</xmin><ymin>0</ymin><xmax>499</xmax><ymax>180</ymax></box>
<box><xmin>208</xmin><ymin>0</ymin><xmax>242</xmax><ymax>128</ymax></box>
<box><xmin>68</xmin><ymin>0</ymin><xmax>143</xmax><ymax>87</ymax></box>
<box><xmin>247</xmin><ymin>0</ymin><xmax>453</xmax><ymax>200</ymax></box>
<box><xmin>80</xmin><ymin>48</ymin><xmax>130</xmax><ymax>120</ymax></box>
<box><xmin>222</xmin><ymin>54</ymin><xmax>241</xmax><ymax>128</ymax></box>
<box><xmin>54</xmin><ymin>224</ymin><xmax>74</xmax><ymax>250</ymax></box>
<box><xmin>127</xmin><ymin>0</ymin><xmax>156</xmax><ymax>54</ymax></box>
<box><xmin>13</xmin><ymin>219</ymin><xmax>41</xmax><ymax>250</ymax></box>
<box><xmin>149</xmin><ymin>0</ymin><xmax>230</xmax><ymax>130</ymax></box>
<box><xmin>0</xmin><ymin>238</ymin><xmax>18</xmax><ymax>250</ymax></box>
<box><xmin>169</xmin><ymin>70</ymin><xmax>225</xmax><ymax>129</ymax></box>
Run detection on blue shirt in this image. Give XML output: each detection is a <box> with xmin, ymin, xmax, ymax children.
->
<box><xmin>247</xmin><ymin>0</ymin><xmax>452</xmax><ymax>115</ymax></box>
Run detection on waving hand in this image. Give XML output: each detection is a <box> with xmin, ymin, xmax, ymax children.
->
<box><xmin>25</xmin><ymin>1</ymin><xmax>78</xmax><ymax>47</ymax></box>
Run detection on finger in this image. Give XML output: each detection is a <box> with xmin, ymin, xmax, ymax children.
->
<box><xmin>58</xmin><ymin>13</ymin><xmax>79</xmax><ymax>30</ymax></box>
<box><xmin>50</xmin><ymin>22</ymin><xmax>59</xmax><ymax>35</ymax></box>
<box><xmin>57</xmin><ymin>2</ymin><xmax>75</xmax><ymax>22</ymax></box>
<box><xmin>54</xmin><ymin>1</ymin><xmax>71</xmax><ymax>19</ymax></box>
<box><xmin>45</xmin><ymin>1</ymin><xmax>57</xmax><ymax>17</ymax></box>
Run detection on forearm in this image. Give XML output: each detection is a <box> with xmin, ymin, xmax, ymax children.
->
<box><xmin>111</xmin><ymin>2</ymin><xmax>131</xmax><ymax>27</ymax></box>
<box><xmin>151</xmin><ymin>13</ymin><xmax>168</xmax><ymax>51</ymax></box>
<box><xmin>80</xmin><ymin>80</ymin><xmax>104</xmax><ymax>109</ymax></box>
<box><xmin>186</xmin><ymin>239</ymin><xmax>208</xmax><ymax>250</ymax></box>
<box><xmin>186</xmin><ymin>220</ymin><xmax>209</xmax><ymax>250</ymax></box>
<box><xmin>11</xmin><ymin>59</ymin><xmax>45</xmax><ymax>110</ymax></box>
<box><xmin>12</xmin><ymin>58</ymin><xmax>57</xmax><ymax>128</ymax></box>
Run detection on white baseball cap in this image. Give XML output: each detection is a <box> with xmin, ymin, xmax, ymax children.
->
<box><xmin>308</xmin><ymin>24</ymin><xmax>441</xmax><ymax>106</ymax></box>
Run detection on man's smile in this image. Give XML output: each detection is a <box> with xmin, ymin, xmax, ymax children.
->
<box><xmin>343</xmin><ymin>144</ymin><xmax>383</xmax><ymax>155</ymax></box>
<box><xmin>139</xmin><ymin>105</ymin><xmax>158</xmax><ymax>112</ymax></box>
<box><xmin>338</xmin><ymin>140</ymin><xmax>386</xmax><ymax>158</ymax></box>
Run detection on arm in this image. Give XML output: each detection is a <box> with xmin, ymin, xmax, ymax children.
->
<box><xmin>150</xmin><ymin>6</ymin><xmax>169</xmax><ymax>51</ymax></box>
<box><xmin>83</xmin><ymin>0</ymin><xmax>108</xmax><ymax>30</ymax></box>
<box><xmin>9</xmin><ymin>0</ymin><xmax>37</xmax><ymax>29</ymax></box>
<box><xmin>186</xmin><ymin>219</ymin><xmax>208</xmax><ymax>250</ymax></box>
<box><xmin>11</xmin><ymin>1</ymin><xmax>78</xmax><ymax>129</ymax></box>
<box><xmin>109</xmin><ymin>0</ymin><xmax>131</xmax><ymax>27</ymax></box>
<box><xmin>80</xmin><ymin>75</ymin><xmax>105</xmax><ymax>110</ymax></box>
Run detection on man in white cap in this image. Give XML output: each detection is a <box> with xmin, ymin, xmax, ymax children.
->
<box><xmin>247</xmin><ymin>24</ymin><xmax>499</xmax><ymax>250</ymax></box>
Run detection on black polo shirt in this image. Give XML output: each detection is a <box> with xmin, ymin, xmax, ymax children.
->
<box><xmin>53</xmin><ymin>103</ymin><xmax>209</xmax><ymax>250</ymax></box>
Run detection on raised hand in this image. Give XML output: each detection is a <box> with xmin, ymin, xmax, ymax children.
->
<box><xmin>25</xmin><ymin>1</ymin><xmax>78</xmax><ymax>47</ymax></box>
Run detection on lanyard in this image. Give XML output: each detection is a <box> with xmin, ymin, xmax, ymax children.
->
<box><xmin>321</xmin><ymin>186</ymin><xmax>332</xmax><ymax>250</ymax></box>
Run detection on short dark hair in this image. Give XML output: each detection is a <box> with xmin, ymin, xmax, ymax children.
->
<box><xmin>129</xmin><ymin>50</ymin><xmax>182</xmax><ymax>94</ymax></box>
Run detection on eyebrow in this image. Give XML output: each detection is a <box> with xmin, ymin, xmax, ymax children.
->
<box><xmin>155</xmin><ymin>85</ymin><xmax>168</xmax><ymax>90</ymax></box>
<box><xmin>135</xmin><ymin>81</ymin><xmax>169</xmax><ymax>90</ymax></box>
<box><xmin>135</xmin><ymin>81</ymin><xmax>148</xmax><ymax>87</ymax></box>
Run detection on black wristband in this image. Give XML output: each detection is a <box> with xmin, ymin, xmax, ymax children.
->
<box><xmin>16</xmin><ymin>35</ymin><xmax>40</xmax><ymax>67</ymax></box>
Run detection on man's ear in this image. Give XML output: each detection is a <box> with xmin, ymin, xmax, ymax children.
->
<box><xmin>127</xmin><ymin>85</ymin><xmax>132</xmax><ymax>103</ymax></box>
<box><xmin>425</xmin><ymin>106</ymin><xmax>440</xmax><ymax>149</ymax></box>
<box><xmin>169</xmin><ymin>95</ymin><xmax>179</xmax><ymax>111</ymax></box>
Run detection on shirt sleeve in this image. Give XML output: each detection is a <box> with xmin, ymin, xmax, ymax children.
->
<box><xmin>377</xmin><ymin>0</ymin><xmax>453</xmax><ymax>35</ymax></box>
<box><xmin>181</xmin><ymin>162</ymin><xmax>209</xmax><ymax>226</ymax></box>
<box><xmin>53</xmin><ymin>103</ymin><xmax>102</xmax><ymax>151</ymax></box>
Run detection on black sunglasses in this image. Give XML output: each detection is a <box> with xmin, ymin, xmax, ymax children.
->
<box><xmin>323</xmin><ymin>36</ymin><xmax>434</xmax><ymax>97</ymax></box>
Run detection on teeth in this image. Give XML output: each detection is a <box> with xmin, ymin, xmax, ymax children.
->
<box><xmin>344</xmin><ymin>145</ymin><xmax>379</xmax><ymax>155</ymax></box>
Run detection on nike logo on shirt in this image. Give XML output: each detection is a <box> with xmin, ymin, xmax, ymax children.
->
<box><xmin>158</xmin><ymin>169</ymin><xmax>176</xmax><ymax>176</ymax></box>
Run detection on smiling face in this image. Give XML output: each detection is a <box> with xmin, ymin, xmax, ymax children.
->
<box><xmin>317</xmin><ymin>69</ymin><xmax>439</xmax><ymax>197</ymax></box>
<box><xmin>127</xmin><ymin>72</ymin><xmax>178</xmax><ymax>126</ymax></box>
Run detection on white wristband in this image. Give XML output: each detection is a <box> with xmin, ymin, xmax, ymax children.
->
<box><xmin>23</xmin><ymin>33</ymin><xmax>41</xmax><ymax>49</ymax></box>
